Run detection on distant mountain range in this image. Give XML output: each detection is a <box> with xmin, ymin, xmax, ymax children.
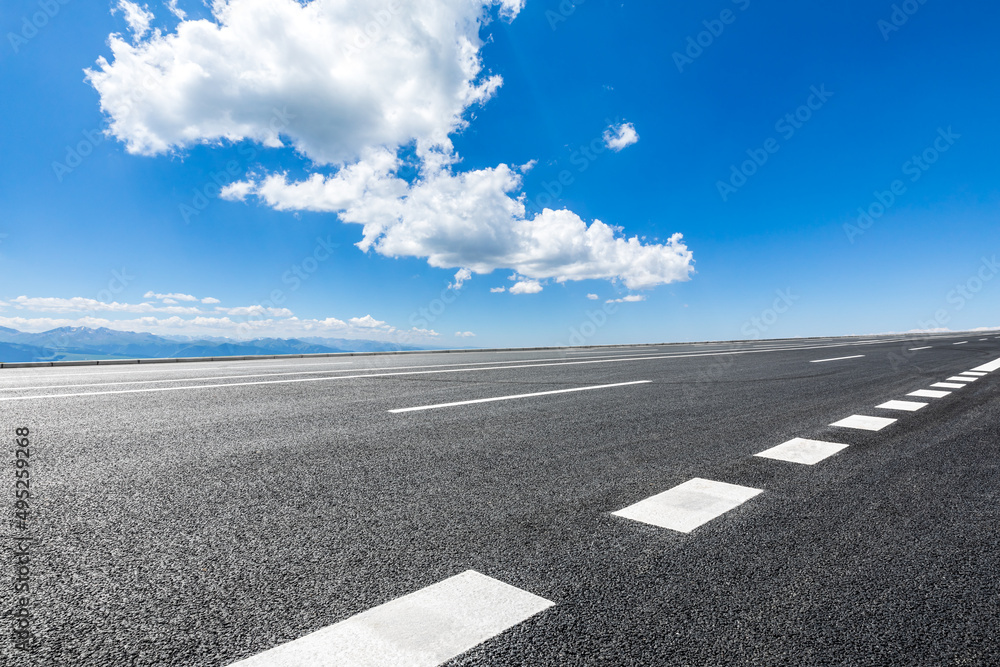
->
<box><xmin>0</xmin><ymin>326</ymin><xmax>446</xmax><ymax>363</ymax></box>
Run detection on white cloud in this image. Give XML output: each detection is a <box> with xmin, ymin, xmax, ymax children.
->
<box><xmin>603</xmin><ymin>122</ymin><xmax>639</xmax><ymax>152</ymax></box>
<box><xmin>201</xmin><ymin>296</ymin><xmax>221</xmax><ymax>304</ymax></box>
<box><xmin>606</xmin><ymin>295</ymin><xmax>646</xmax><ymax>303</ymax></box>
<box><xmin>164</xmin><ymin>0</ymin><xmax>186</xmax><ymax>20</ymax></box>
<box><xmin>586</xmin><ymin>293</ymin><xmax>599</xmax><ymax>300</ymax></box>
<box><xmin>348</xmin><ymin>315</ymin><xmax>392</xmax><ymax>330</ymax></box>
<box><xmin>11</xmin><ymin>296</ymin><xmax>202</xmax><ymax>315</ymax></box>
<box><xmin>88</xmin><ymin>0</ymin><xmax>693</xmax><ymax>293</ymax></box>
<box><xmin>87</xmin><ymin>0</ymin><xmax>519</xmax><ymax>164</ymax></box>
<box><xmin>217</xmin><ymin>305</ymin><xmax>294</xmax><ymax>317</ymax></box>
<box><xmin>114</xmin><ymin>1</ymin><xmax>155</xmax><ymax>41</ymax></box>
<box><xmin>509</xmin><ymin>279</ymin><xmax>542</xmax><ymax>295</ymax></box>
<box><xmin>408</xmin><ymin>327</ymin><xmax>440</xmax><ymax>337</ymax></box>
<box><xmin>241</xmin><ymin>161</ymin><xmax>694</xmax><ymax>289</ymax></box>
<box><xmin>144</xmin><ymin>291</ymin><xmax>198</xmax><ymax>301</ymax></box>
<box><xmin>490</xmin><ymin>287</ymin><xmax>506</xmax><ymax>293</ymax></box>
<box><xmin>455</xmin><ymin>331</ymin><xmax>476</xmax><ymax>337</ymax></box>
<box><xmin>448</xmin><ymin>268</ymin><xmax>472</xmax><ymax>290</ymax></box>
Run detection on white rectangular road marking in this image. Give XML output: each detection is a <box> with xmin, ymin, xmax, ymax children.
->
<box><xmin>227</xmin><ymin>570</ymin><xmax>553</xmax><ymax>667</ymax></box>
<box><xmin>971</xmin><ymin>356</ymin><xmax>1000</xmax><ymax>372</ymax></box>
<box><xmin>830</xmin><ymin>415</ymin><xmax>897</xmax><ymax>431</ymax></box>
<box><xmin>908</xmin><ymin>346</ymin><xmax>932</xmax><ymax>351</ymax></box>
<box><xmin>809</xmin><ymin>355</ymin><xmax>865</xmax><ymax>363</ymax></box>
<box><xmin>909</xmin><ymin>389</ymin><xmax>951</xmax><ymax>398</ymax></box>
<box><xmin>946</xmin><ymin>376</ymin><xmax>977</xmax><ymax>383</ymax></box>
<box><xmin>754</xmin><ymin>438</ymin><xmax>848</xmax><ymax>465</ymax></box>
<box><xmin>953</xmin><ymin>341</ymin><xmax>968</xmax><ymax>345</ymax></box>
<box><xmin>961</xmin><ymin>371</ymin><xmax>988</xmax><ymax>376</ymax></box>
<box><xmin>876</xmin><ymin>400</ymin><xmax>928</xmax><ymax>412</ymax></box>
<box><xmin>931</xmin><ymin>382</ymin><xmax>966</xmax><ymax>389</ymax></box>
<box><xmin>612</xmin><ymin>478</ymin><xmax>763</xmax><ymax>533</ymax></box>
<box><xmin>388</xmin><ymin>381</ymin><xmax>650</xmax><ymax>413</ymax></box>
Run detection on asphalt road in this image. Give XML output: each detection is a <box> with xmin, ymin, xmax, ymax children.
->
<box><xmin>1</xmin><ymin>333</ymin><xmax>999</xmax><ymax>666</ymax></box>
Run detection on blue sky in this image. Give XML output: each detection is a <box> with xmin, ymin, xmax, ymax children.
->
<box><xmin>2</xmin><ymin>0</ymin><xmax>999</xmax><ymax>347</ymax></box>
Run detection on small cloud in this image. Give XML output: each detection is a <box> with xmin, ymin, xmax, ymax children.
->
<box><xmin>201</xmin><ymin>297</ymin><xmax>220</xmax><ymax>304</ymax></box>
<box><xmin>449</xmin><ymin>268</ymin><xmax>472</xmax><ymax>290</ymax></box>
<box><xmin>586</xmin><ymin>293</ymin><xmax>599</xmax><ymax>300</ymax></box>
<box><xmin>455</xmin><ymin>331</ymin><xmax>476</xmax><ymax>338</ymax></box>
<box><xmin>606</xmin><ymin>295</ymin><xmax>646</xmax><ymax>303</ymax></box>
<box><xmin>145</xmin><ymin>291</ymin><xmax>198</xmax><ymax>302</ymax></box>
<box><xmin>490</xmin><ymin>287</ymin><xmax>507</xmax><ymax>293</ymax></box>
<box><xmin>164</xmin><ymin>0</ymin><xmax>186</xmax><ymax>20</ymax></box>
<box><xmin>518</xmin><ymin>159</ymin><xmax>537</xmax><ymax>174</ymax></box>
<box><xmin>114</xmin><ymin>0</ymin><xmax>154</xmax><ymax>40</ymax></box>
<box><xmin>603</xmin><ymin>122</ymin><xmax>639</xmax><ymax>152</ymax></box>
<box><xmin>220</xmin><ymin>180</ymin><xmax>255</xmax><ymax>201</ymax></box>
<box><xmin>410</xmin><ymin>327</ymin><xmax>440</xmax><ymax>337</ymax></box>
<box><xmin>349</xmin><ymin>314</ymin><xmax>390</xmax><ymax>329</ymax></box>
<box><xmin>509</xmin><ymin>280</ymin><xmax>543</xmax><ymax>295</ymax></box>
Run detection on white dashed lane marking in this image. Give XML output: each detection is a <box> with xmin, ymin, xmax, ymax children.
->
<box><xmin>388</xmin><ymin>381</ymin><xmax>650</xmax><ymax>413</ymax></box>
<box><xmin>876</xmin><ymin>400</ymin><xmax>928</xmax><ymax>412</ymax></box>
<box><xmin>754</xmin><ymin>438</ymin><xmax>848</xmax><ymax>465</ymax></box>
<box><xmin>227</xmin><ymin>571</ymin><xmax>553</xmax><ymax>667</ymax></box>
<box><xmin>612</xmin><ymin>478</ymin><xmax>763</xmax><ymax>533</ymax></box>
<box><xmin>809</xmin><ymin>355</ymin><xmax>865</xmax><ymax>363</ymax></box>
<box><xmin>946</xmin><ymin>376</ymin><xmax>977</xmax><ymax>383</ymax></box>
<box><xmin>830</xmin><ymin>415</ymin><xmax>897</xmax><ymax>431</ymax></box>
<box><xmin>972</xmin><ymin>357</ymin><xmax>1000</xmax><ymax>372</ymax></box>
<box><xmin>953</xmin><ymin>341</ymin><xmax>968</xmax><ymax>345</ymax></box>
<box><xmin>961</xmin><ymin>371</ymin><xmax>988</xmax><ymax>376</ymax></box>
<box><xmin>931</xmin><ymin>382</ymin><xmax>966</xmax><ymax>389</ymax></box>
<box><xmin>909</xmin><ymin>389</ymin><xmax>951</xmax><ymax>398</ymax></box>
<box><xmin>908</xmin><ymin>346</ymin><xmax>932</xmax><ymax>351</ymax></box>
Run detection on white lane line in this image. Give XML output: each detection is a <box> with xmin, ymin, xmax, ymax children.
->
<box><xmin>909</xmin><ymin>389</ymin><xmax>951</xmax><ymax>398</ymax></box>
<box><xmin>226</xmin><ymin>570</ymin><xmax>552</xmax><ymax>667</ymax></box>
<box><xmin>830</xmin><ymin>415</ymin><xmax>897</xmax><ymax>431</ymax></box>
<box><xmin>612</xmin><ymin>478</ymin><xmax>763</xmax><ymax>533</ymax></box>
<box><xmin>388</xmin><ymin>381</ymin><xmax>650</xmax><ymax>413</ymax></box>
<box><xmin>754</xmin><ymin>438</ymin><xmax>848</xmax><ymax>465</ymax></box>
<box><xmin>971</xmin><ymin>357</ymin><xmax>1000</xmax><ymax>372</ymax></box>
<box><xmin>876</xmin><ymin>400</ymin><xmax>928</xmax><ymax>412</ymax></box>
<box><xmin>946</xmin><ymin>376</ymin><xmax>977</xmax><ymax>383</ymax></box>
<box><xmin>953</xmin><ymin>341</ymin><xmax>968</xmax><ymax>345</ymax></box>
<box><xmin>0</xmin><ymin>337</ymin><xmax>923</xmax><ymax>402</ymax></box>
<box><xmin>960</xmin><ymin>371</ymin><xmax>988</xmax><ymax>377</ymax></box>
<box><xmin>908</xmin><ymin>346</ymin><xmax>932</xmax><ymax>351</ymax></box>
<box><xmin>931</xmin><ymin>382</ymin><xmax>966</xmax><ymax>389</ymax></box>
<box><xmin>809</xmin><ymin>355</ymin><xmax>865</xmax><ymax>363</ymax></box>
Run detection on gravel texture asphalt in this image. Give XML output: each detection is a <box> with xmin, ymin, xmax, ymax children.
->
<box><xmin>1</xmin><ymin>333</ymin><xmax>998</xmax><ymax>666</ymax></box>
